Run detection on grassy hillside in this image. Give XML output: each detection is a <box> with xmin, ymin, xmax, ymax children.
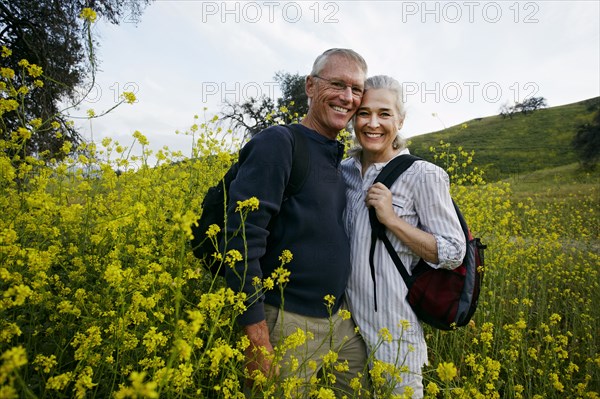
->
<box><xmin>507</xmin><ymin>162</ymin><xmax>599</xmax><ymax>206</ymax></box>
<box><xmin>408</xmin><ymin>97</ymin><xmax>599</xmax><ymax>182</ymax></box>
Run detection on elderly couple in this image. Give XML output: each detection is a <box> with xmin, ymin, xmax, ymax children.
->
<box><xmin>222</xmin><ymin>48</ymin><xmax>465</xmax><ymax>398</ymax></box>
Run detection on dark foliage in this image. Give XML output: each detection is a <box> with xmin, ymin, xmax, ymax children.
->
<box><xmin>500</xmin><ymin>96</ymin><xmax>547</xmax><ymax>119</ymax></box>
<box><xmin>572</xmin><ymin>100</ymin><xmax>600</xmax><ymax>171</ymax></box>
<box><xmin>220</xmin><ymin>72</ymin><xmax>307</xmax><ymax>138</ymax></box>
<box><xmin>0</xmin><ymin>0</ymin><xmax>151</xmax><ymax>159</ymax></box>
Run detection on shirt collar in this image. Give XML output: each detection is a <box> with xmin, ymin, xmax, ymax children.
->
<box><xmin>352</xmin><ymin>148</ymin><xmax>411</xmax><ymax>172</ymax></box>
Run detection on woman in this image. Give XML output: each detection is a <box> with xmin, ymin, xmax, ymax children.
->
<box><xmin>341</xmin><ymin>75</ymin><xmax>466</xmax><ymax>398</ymax></box>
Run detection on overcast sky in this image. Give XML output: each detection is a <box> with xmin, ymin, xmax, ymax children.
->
<box><xmin>72</xmin><ymin>0</ymin><xmax>600</xmax><ymax>159</ymax></box>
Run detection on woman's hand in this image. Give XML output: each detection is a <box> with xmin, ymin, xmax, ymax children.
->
<box><xmin>366</xmin><ymin>182</ymin><xmax>440</xmax><ymax>263</ymax></box>
<box><xmin>366</xmin><ymin>182</ymin><xmax>397</xmax><ymax>226</ymax></box>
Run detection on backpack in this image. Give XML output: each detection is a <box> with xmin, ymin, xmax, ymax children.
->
<box><xmin>190</xmin><ymin>124</ymin><xmax>310</xmax><ymax>276</ymax></box>
<box><xmin>369</xmin><ymin>154</ymin><xmax>486</xmax><ymax>330</ymax></box>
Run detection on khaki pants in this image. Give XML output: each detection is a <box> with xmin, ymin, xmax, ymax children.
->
<box><xmin>253</xmin><ymin>302</ymin><xmax>371</xmax><ymax>398</ymax></box>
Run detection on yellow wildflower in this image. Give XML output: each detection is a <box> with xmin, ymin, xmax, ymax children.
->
<box><xmin>272</xmin><ymin>266</ymin><xmax>291</xmax><ymax>285</ymax></box>
<box><xmin>436</xmin><ymin>361</ymin><xmax>457</xmax><ymax>383</ymax></box>
<box><xmin>426</xmin><ymin>381</ymin><xmax>440</xmax><ymax>395</ymax></box>
<box><xmin>79</xmin><ymin>8</ymin><xmax>98</xmax><ymax>23</ymax></box>
<box><xmin>324</xmin><ymin>294</ymin><xmax>335</xmax><ymax>306</ymax></box>
<box><xmin>338</xmin><ymin>309</ymin><xmax>351</xmax><ymax>320</ymax></box>
<box><xmin>279</xmin><ymin>249</ymin><xmax>293</xmax><ymax>264</ymax></box>
<box><xmin>236</xmin><ymin>197</ymin><xmax>260</xmax><ymax>212</ymax></box>
<box><xmin>205</xmin><ymin>224</ymin><xmax>221</xmax><ymax>238</ymax></box>
<box><xmin>378</xmin><ymin>327</ymin><xmax>393</xmax><ymax>343</ymax></box>
<box><xmin>1</xmin><ymin>67</ymin><xmax>15</xmax><ymax>79</ymax></box>
<box><xmin>122</xmin><ymin>91</ymin><xmax>136</xmax><ymax>104</ymax></box>
<box><xmin>133</xmin><ymin>130</ymin><xmax>149</xmax><ymax>146</ymax></box>
<box><xmin>225</xmin><ymin>249</ymin><xmax>243</xmax><ymax>268</ymax></box>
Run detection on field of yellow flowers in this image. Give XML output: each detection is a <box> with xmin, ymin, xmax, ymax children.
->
<box><xmin>1</xmin><ymin>41</ymin><xmax>599</xmax><ymax>398</ymax></box>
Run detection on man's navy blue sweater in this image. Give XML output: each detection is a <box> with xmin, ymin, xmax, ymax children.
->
<box><xmin>224</xmin><ymin>124</ymin><xmax>351</xmax><ymax>326</ymax></box>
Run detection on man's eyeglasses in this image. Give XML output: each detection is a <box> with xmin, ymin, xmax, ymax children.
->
<box><xmin>312</xmin><ymin>75</ymin><xmax>364</xmax><ymax>98</ymax></box>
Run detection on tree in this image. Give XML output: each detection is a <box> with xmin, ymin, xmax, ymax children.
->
<box><xmin>514</xmin><ymin>96</ymin><xmax>547</xmax><ymax>114</ymax></box>
<box><xmin>220</xmin><ymin>96</ymin><xmax>279</xmax><ymax>138</ymax></box>
<box><xmin>499</xmin><ymin>101</ymin><xmax>515</xmax><ymax>119</ymax></box>
<box><xmin>0</xmin><ymin>0</ymin><xmax>152</xmax><ymax>159</ymax></box>
<box><xmin>220</xmin><ymin>71</ymin><xmax>307</xmax><ymax>138</ymax></box>
<box><xmin>274</xmin><ymin>71</ymin><xmax>308</xmax><ymax>119</ymax></box>
<box><xmin>572</xmin><ymin>101</ymin><xmax>600</xmax><ymax>171</ymax></box>
<box><xmin>499</xmin><ymin>96</ymin><xmax>547</xmax><ymax>118</ymax></box>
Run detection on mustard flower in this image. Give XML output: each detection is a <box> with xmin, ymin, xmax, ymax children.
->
<box><xmin>206</xmin><ymin>223</ymin><xmax>221</xmax><ymax>237</ymax></box>
<box><xmin>272</xmin><ymin>265</ymin><xmax>291</xmax><ymax>285</ymax></box>
<box><xmin>0</xmin><ymin>67</ymin><xmax>15</xmax><ymax>79</ymax></box>
<box><xmin>79</xmin><ymin>8</ymin><xmax>98</xmax><ymax>23</ymax></box>
<box><xmin>1</xmin><ymin>346</ymin><xmax>28</xmax><ymax>382</ymax></box>
<box><xmin>225</xmin><ymin>249</ymin><xmax>243</xmax><ymax>268</ymax></box>
<box><xmin>132</xmin><ymin>130</ymin><xmax>149</xmax><ymax>146</ymax></box>
<box><xmin>114</xmin><ymin>372</ymin><xmax>159</xmax><ymax>399</ymax></box>
<box><xmin>25</xmin><ymin>63</ymin><xmax>43</xmax><ymax>78</ymax></box>
<box><xmin>236</xmin><ymin>197</ymin><xmax>260</xmax><ymax>212</ymax></box>
<box><xmin>61</xmin><ymin>141</ymin><xmax>73</xmax><ymax>154</ymax></box>
<box><xmin>262</xmin><ymin>277</ymin><xmax>275</xmax><ymax>290</ymax></box>
<box><xmin>174</xmin><ymin>339</ymin><xmax>192</xmax><ymax>361</ymax></box>
<box><xmin>315</xmin><ymin>387</ymin><xmax>336</xmax><ymax>399</ymax></box>
<box><xmin>338</xmin><ymin>309</ymin><xmax>351</xmax><ymax>320</ymax></box>
<box><xmin>0</xmin><ymin>99</ymin><xmax>18</xmax><ymax>115</ymax></box>
<box><xmin>350</xmin><ymin>374</ymin><xmax>364</xmax><ymax>393</ymax></box>
<box><xmin>142</xmin><ymin>327</ymin><xmax>168</xmax><ymax>353</ymax></box>
<box><xmin>46</xmin><ymin>371</ymin><xmax>74</xmax><ymax>391</ymax></box>
<box><xmin>279</xmin><ymin>249</ymin><xmax>293</xmax><ymax>265</ymax></box>
<box><xmin>2</xmin><ymin>284</ymin><xmax>32</xmax><ymax>307</ymax></box>
<box><xmin>426</xmin><ymin>381</ymin><xmax>440</xmax><ymax>396</ymax></box>
<box><xmin>322</xmin><ymin>349</ymin><xmax>338</xmax><ymax>365</ymax></box>
<box><xmin>549</xmin><ymin>313</ymin><xmax>562</xmax><ymax>325</ymax></box>
<box><xmin>122</xmin><ymin>91</ymin><xmax>136</xmax><ymax>104</ymax></box>
<box><xmin>334</xmin><ymin>360</ymin><xmax>349</xmax><ymax>373</ymax></box>
<box><xmin>282</xmin><ymin>327</ymin><xmax>312</xmax><ymax>351</ymax></box>
<box><xmin>208</xmin><ymin>343</ymin><xmax>237</xmax><ymax>375</ymax></box>
<box><xmin>29</xmin><ymin>118</ymin><xmax>43</xmax><ymax>129</ymax></box>
<box><xmin>398</xmin><ymin>319</ymin><xmax>411</xmax><ymax>331</ymax></box>
<box><xmin>436</xmin><ymin>361</ymin><xmax>458</xmax><ymax>383</ymax></box>
<box><xmin>71</xmin><ymin>326</ymin><xmax>102</xmax><ymax>361</ymax></box>
<box><xmin>549</xmin><ymin>372</ymin><xmax>564</xmax><ymax>392</ymax></box>
<box><xmin>0</xmin><ymin>322</ymin><xmax>21</xmax><ymax>343</ymax></box>
<box><xmin>480</xmin><ymin>322</ymin><xmax>494</xmax><ymax>348</ymax></box>
<box><xmin>378</xmin><ymin>327</ymin><xmax>393</xmax><ymax>343</ymax></box>
<box><xmin>17</xmin><ymin>127</ymin><xmax>31</xmax><ymax>140</ymax></box>
<box><xmin>1</xmin><ymin>46</ymin><xmax>11</xmax><ymax>57</ymax></box>
<box><xmin>74</xmin><ymin>366</ymin><xmax>96</xmax><ymax>399</ymax></box>
<box><xmin>324</xmin><ymin>294</ymin><xmax>336</xmax><ymax>307</ymax></box>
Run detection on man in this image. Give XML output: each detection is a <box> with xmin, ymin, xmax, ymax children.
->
<box><xmin>223</xmin><ymin>48</ymin><xmax>369</xmax><ymax>397</ymax></box>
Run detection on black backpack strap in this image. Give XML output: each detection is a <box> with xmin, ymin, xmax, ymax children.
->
<box><xmin>368</xmin><ymin>154</ymin><xmax>421</xmax><ymax>310</ymax></box>
<box><xmin>284</xmin><ymin>124</ymin><xmax>310</xmax><ymax>197</ymax></box>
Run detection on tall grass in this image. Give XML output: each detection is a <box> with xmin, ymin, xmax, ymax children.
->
<box><xmin>1</xmin><ymin>38</ymin><xmax>598</xmax><ymax>398</ymax></box>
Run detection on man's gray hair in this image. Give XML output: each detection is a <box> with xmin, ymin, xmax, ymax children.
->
<box><xmin>310</xmin><ymin>48</ymin><xmax>368</xmax><ymax>77</ymax></box>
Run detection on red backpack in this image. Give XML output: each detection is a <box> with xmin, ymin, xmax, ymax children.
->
<box><xmin>369</xmin><ymin>155</ymin><xmax>486</xmax><ymax>330</ymax></box>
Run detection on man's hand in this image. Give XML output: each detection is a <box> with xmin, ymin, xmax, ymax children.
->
<box><xmin>243</xmin><ymin>320</ymin><xmax>279</xmax><ymax>387</ymax></box>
